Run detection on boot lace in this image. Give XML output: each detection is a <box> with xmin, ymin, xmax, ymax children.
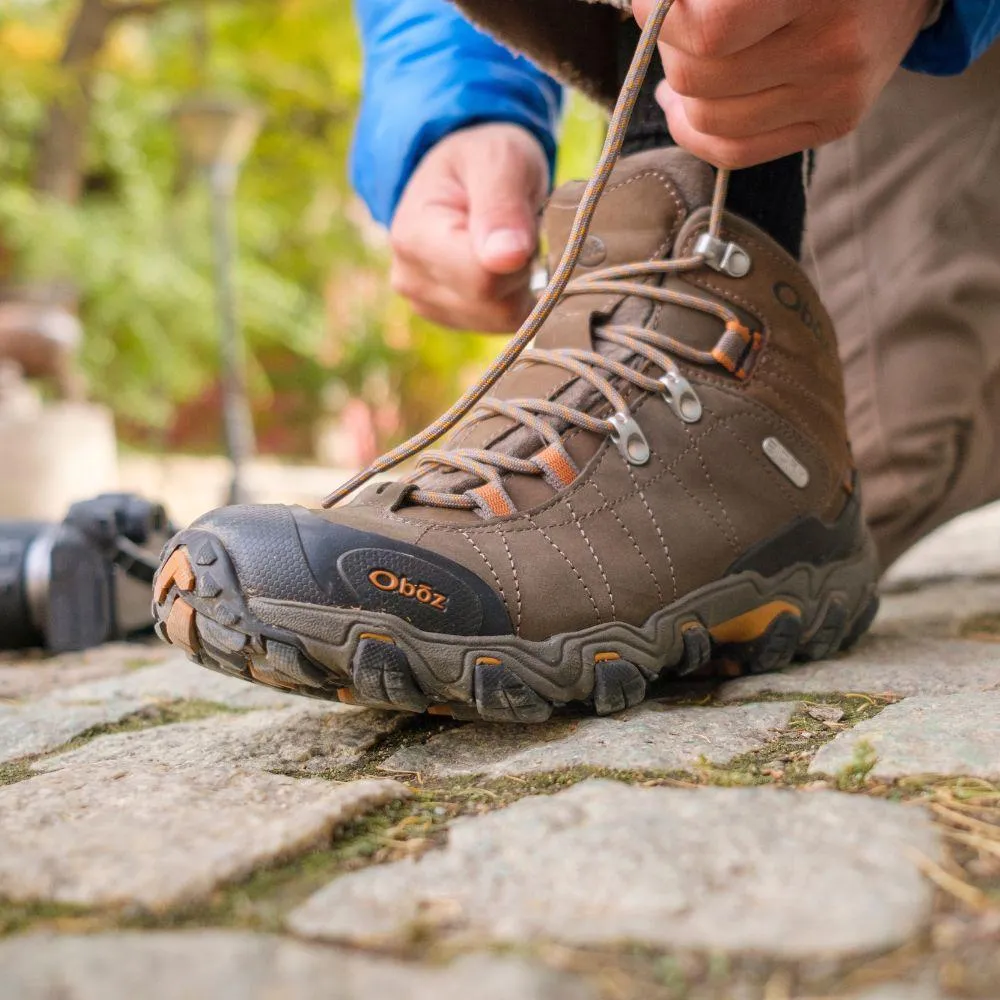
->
<box><xmin>323</xmin><ymin>0</ymin><xmax>750</xmax><ymax>515</ymax></box>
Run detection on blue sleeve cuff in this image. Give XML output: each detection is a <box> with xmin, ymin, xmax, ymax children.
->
<box><xmin>351</xmin><ymin>0</ymin><xmax>562</xmax><ymax>227</ymax></box>
<box><xmin>366</xmin><ymin>75</ymin><xmax>561</xmax><ymax>227</ymax></box>
<box><xmin>903</xmin><ymin>0</ymin><xmax>1000</xmax><ymax>75</ymax></box>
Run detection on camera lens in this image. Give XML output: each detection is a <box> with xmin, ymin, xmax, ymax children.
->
<box><xmin>0</xmin><ymin>523</ymin><xmax>49</xmax><ymax>650</ymax></box>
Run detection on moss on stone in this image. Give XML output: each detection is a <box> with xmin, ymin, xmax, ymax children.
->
<box><xmin>834</xmin><ymin>739</ymin><xmax>879</xmax><ymax>791</ymax></box>
<box><xmin>0</xmin><ymin>762</ymin><xmax>31</xmax><ymax>787</ymax></box>
<box><xmin>48</xmin><ymin>700</ymin><xmax>245</xmax><ymax>758</ymax></box>
<box><xmin>959</xmin><ymin>612</ymin><xmax>1000</xmax><ymax>642</ymax></box>
<box><xmin>1</xmin><ymin>682</ymin><xmax>996</xmax><ymax>1000</ymax></box>
<box><xmin>0</xmin><ymin>899</ymin><xmax>92</xmax><ymax>937</ymax></box>
<box><xmin>121</xmin><ymin>800</ymin><xmax>421</xmax><ymax>934</ymax></box>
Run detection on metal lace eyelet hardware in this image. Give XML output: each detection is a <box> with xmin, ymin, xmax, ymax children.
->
<box><xmin>659</xmin><ymin>370</ymin><xmax>703</xmax><ymax>424</ymax></box>
<box><xmin>694</xmin><ymin>234</ymin><xmax>752</xmax><ymax>278</ymax></box>
<box><xmin>609</xmin><ymin>411</ymin><xmax>651</xmax><ymax>466</ymax></box>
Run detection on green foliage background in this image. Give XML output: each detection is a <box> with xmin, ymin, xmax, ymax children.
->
<box><xmin>0</xmin><ymin>0</ymin><xmax>603</xmax><ymax>454</ymax></box>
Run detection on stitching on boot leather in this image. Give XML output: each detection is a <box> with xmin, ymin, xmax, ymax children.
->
<box><xmin>758</xmin><ymin>356</ymin><xmax>838</xmax><ymax>413</ymax></box>
<box><xmin>713</xmin><ymin>384</ymin><xmax>837</xmax><ymax>501</ymax></box>
<box><xmin>527</xmin><ymin>515</ymin><xmax>602</xmax><ymax>624</ymax></box>
<box><xmin>623</xmin><ymin>460</ymin><xmax>678</xmax><ymax>600</ymax></box>
<box><xmin>499</xmin><ymin>532</ymin><xmax>523</xmax><ymax>634</ymax></box>
<box><xmin>665</xmin><ymin>466</ymin><xmax>742</xmax><ymax>559</ymax></box>
<box><xmin>566</xmin><ymin>498</ymin><xmax>618</xmax><ymax>620</ymax></box>
<box><xmin>591</xmin><ymin>476</ymin><xmax>665</xmax><ymax>605</ymax></box>
<box><xmin>459</xmin><ymin>528</ymin><xmax>510</xmax><ymax>624</ymax></box>
<box><xmin>747</xmin><ymin>367</ymin><xmax>841</xmax><ymax>497</ymax></box>
<box><xmin>591</xmin><ymin>169</ymin><xmax>684</xmax><ymax>262</ymax></box>
<box><xmin>685</xmin><ymin>427</ymin><xmax>743</xmax><ymax>552</ymax></box>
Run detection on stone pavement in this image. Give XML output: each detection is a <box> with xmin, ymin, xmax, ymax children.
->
<box><xmin>1</xmin><ymin>504</ymin><xmax>999</xmax><ymax>999</ymax></box>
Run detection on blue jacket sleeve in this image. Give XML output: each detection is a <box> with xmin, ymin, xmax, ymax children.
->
<box><xmin>351</xmin><ymin>0</ymin><xmax>563</xmax><ymax>227</ymax></box>
<box><xmin>904</xmin><ymin>0</ymin><xmax>1000</xmax><ymax>74</ymax></box>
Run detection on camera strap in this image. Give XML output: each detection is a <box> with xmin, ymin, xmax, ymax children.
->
<box><xmin>112</xmin><ymin>536</ymin><xmax>160</xmax><ymax>585</ymax></box>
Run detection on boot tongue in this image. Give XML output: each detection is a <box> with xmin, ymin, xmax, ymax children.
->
<box><xmin>479</xmin><ymin>145</ymin><xmax>714</xmax><ymax>424</ymax></box>
<box><xmin>545</xmin><ymin>149</ymin><xmax>712</xmax><ymax>287</ymax></box>
<box><xmin>536</xmin><ymin>146</ymin><xmax>714</xmax><ymax>352</ymax></box>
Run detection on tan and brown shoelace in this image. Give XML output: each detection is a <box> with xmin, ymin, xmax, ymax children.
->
<box><xmin>323</xmin><ymin>0</ymin><xmax>744</xmax><ymax>515</ymax></box>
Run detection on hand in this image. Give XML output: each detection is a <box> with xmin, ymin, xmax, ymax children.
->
<box><xmin>632</xmin><ymin>0</ymin><xmax>934</xmax><ymax>168</ymax></box>
<box><xmin>389</xmin><ymin>123</ymin><xmax>548</xmax><ymax>333</ymax></box>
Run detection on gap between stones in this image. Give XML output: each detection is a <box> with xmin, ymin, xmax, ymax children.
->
<box><xmin>1</xmin><ymin>690</ymin><xmax>894</xmax><ymax>929</ymax></box>
<box><xmin>2</xmin><ymin>690</ymin><xmax>997</xmax><ymax>998</ymax></box>
<box><xmin>0</xmin><ymin>699</ymin><xmax>249</xmax><ymax>788</ymax></box>
<box><xmin>308</xmin><ymin>691</ymin><xmax>893</xmax><ymax>788</ymax></box>
<box><xmin>2</xmin><ymin>776</ymin><xmax>994</xmax><ymax>1000</ymax></box>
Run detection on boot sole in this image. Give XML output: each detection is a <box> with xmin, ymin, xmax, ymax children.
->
<box><xmin>153</xmin><ymin>529</ymin><xmax>879</xmax><ymax>723</ymax></box>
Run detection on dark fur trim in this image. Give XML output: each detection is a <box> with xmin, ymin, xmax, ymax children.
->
<box><xmin>450</xmin><ymin>0</ymin><xmax>627</xmax><ymax>108</ymax></box>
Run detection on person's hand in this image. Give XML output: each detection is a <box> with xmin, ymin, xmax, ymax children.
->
<box><xmin>632</xmin><ymin>0</ymin><xmax>935</xmax><ymax>168</ymax></box>
<box><xmin>389</xmin><ymin>123</ymin><xmax>548</xmax><ymax>333</ymax></box>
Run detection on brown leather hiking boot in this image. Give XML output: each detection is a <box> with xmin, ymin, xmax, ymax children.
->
<box><xmin>152</xmin><ymin>141</ymin><xmax>879</xmax><ymax>722</ymax></box>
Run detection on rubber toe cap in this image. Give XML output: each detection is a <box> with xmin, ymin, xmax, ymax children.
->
<box><xmin>185</xmin><ymin>504</ymin><xmax>512</xmax><ymax>637</ymax></box>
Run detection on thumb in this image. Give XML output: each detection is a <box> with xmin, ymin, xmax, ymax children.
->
<box><xmin>465</xmin><ymin>139</ymin><xmax>543</xmax><ymax>276</ymax></box>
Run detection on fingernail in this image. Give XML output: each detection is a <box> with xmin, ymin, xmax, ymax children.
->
<box><xmin>481</xmin><ymin>229</ymin><xmax>532</xmax><ymax>260</ymax></box>
<box><xmin>655</xmin><ymin>79</ymin><xmax>676</xmax><ymax>109</ymax></box>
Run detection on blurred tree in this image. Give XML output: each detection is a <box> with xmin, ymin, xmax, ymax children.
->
<box><xmin>0</xmin><ymin>0</ymin><xmax>603</xmax><ymax>456</ymax></box>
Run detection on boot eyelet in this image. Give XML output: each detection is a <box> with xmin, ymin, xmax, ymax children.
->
<box><xmin>659</xmin><ymin>370</ymin><xmax>703</xmax><ymax>424</ymax></box>
<box><xmin>694</xmin><ymin>234</ymin><xmax>752</xmax><ymax>278</ymax></box>
<box><xmin>609</xmin><ymin>411</ymin><xmax>650</xmax><ymax>466</ymax></box>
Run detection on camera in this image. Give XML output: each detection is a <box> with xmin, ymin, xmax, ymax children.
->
<box><xmin>0</xmin><ymin>493</ymin><xmax>173</xmax><ymax>653</ymax></box>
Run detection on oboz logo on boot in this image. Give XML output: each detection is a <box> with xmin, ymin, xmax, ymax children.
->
<box><xmin>368</xmin><ymin>569</ymin><xmax>448</xmax><ymax>612</ymax></box>
<box><xmin>773</xmin><ymin>281</ymin><xmax>826</xmax><ymax>344</ymax></box>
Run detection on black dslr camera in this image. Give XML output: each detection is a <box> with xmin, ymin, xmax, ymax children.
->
<box><xmin>0</xmin><ymin>494</ymin><xmax>173</xmax><ymax>653</ymax></box>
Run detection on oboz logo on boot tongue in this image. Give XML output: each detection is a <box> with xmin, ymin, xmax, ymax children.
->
<box><xmin>368</xmin><ymin>569</ymin><xmax>448</xmax><ymax>612</ymax></box>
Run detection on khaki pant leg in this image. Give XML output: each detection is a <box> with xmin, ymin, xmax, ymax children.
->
<box><xmin>805</xmin><ymin>43</ymin><xmax>1000</xmax><ymax>571</ymax></box>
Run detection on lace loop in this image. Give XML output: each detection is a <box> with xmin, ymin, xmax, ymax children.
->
<box><xmin>394</xmin><ymin>246</ymin><xmax>757</xmax><ymax>514</ymax></box>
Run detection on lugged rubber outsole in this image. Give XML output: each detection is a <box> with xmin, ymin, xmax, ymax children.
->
<box><xmin>152</xmin><ymin>529</ymin><xmax>880</xmax><ymax>723</ymax></box>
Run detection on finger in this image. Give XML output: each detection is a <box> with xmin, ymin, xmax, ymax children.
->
<box><xmin>464</xmin><ymin>142</ymin><xmax>546</xmax><ymax>276</ymax></box>
<box><xmin>393</xmin><ymin>243</ymin><xmax>533</xmax><ymax>307</ymax></box>
<box><xmin>659</xmin><ymin>79</ymin><xmax>809</xmax><ymax>140</ymax></box>
<box><xmin>393</xmin><ymin>235</ymin><xmax>534</xmax><ymax>332</ymax></box>
<box><xmin>661</xmin><ymin>44</ymin><xmax>788</xmax><ymax>100</ymax></box>
<box><xmin>635</xmin><ymin>0</ymin><xmax>798</xmax><ymax>58</ymax></box>
<box><xmin>668</xmin><ymin>0</ymin><xmax>799</xmax><ymax>57</ymax></box>
<box><xmin>475</xmin><ymin>228</ymin><xmax>535</xmax><ymax>276</ymax></box>
<box><xmin>427</xmin><ymin>277</ymin><xmax>534</xmax><ymax>330</ymax></box>
<box><xmin>392</xmin><ymin>203</ymin><xmax>532</xmax><ymax>301</ymax></box>
<box><xmin>661</xmin><ymin>89</ymin><xmax>829</xmax><ymax>168</ymax></box>
<box><xmin>407</xmin><ymin>284</ymin><xmax>534</xmax><ymax>334</ymax></box>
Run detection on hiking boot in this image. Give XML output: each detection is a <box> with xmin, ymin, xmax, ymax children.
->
<box><xmin>151</xmin><ymin>141</ymin><xmax>880</xmax><ymax>722</ymax></box>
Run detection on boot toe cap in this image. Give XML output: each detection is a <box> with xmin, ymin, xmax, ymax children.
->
<box><xmin>178</xmin><ymin>504</ymin><xmax>512</xmax><ymax>637</ymax></box>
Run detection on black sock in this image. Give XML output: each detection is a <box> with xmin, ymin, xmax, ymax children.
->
<box><xmin>616</xmin><ymin>19</ymin><xmax>806</xmax><ymax>260</ymax></box>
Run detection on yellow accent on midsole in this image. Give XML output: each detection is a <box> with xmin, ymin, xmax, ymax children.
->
<box><xmin>476</xmin><ymin>656</ymin><xmax>502</xmax><ymax>666</ymax></box>
<box><xmin>359</xmin><ymin>632</ymin><xmax>394</xmax><ymax>644</ymax></box>
<box><xmin>594</xmin><ymin>651</ymin><xmax>621</xmax><ymax>663</ymax></box>
<box><xmin>709</xmin><ymin>601</ymin><xmax>801</xmax><ymax>644</ymax></box>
